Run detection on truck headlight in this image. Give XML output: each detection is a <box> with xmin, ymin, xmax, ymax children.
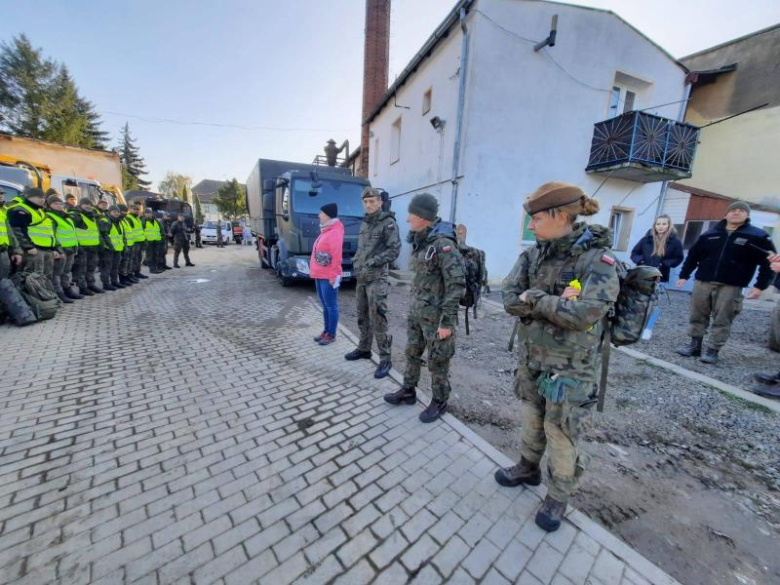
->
<box><xmin>295</xmin><ymin>258</ymin><xmax>310</xmax><ymax>275</ymax></box>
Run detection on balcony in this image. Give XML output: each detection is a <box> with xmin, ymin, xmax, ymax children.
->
<box><xmin>586</xmin><ymin>111</ymin><xmax>700</xmax><ymax>183</ymax></box>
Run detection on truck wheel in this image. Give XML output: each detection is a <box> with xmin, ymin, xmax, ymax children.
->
<box><xmin>276</xmin><ymin>265</ymin><xmax>292</xmax><ymax>287</ymax></box>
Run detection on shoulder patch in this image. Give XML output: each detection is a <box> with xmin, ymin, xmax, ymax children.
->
<box><xmin>441</xmin><ymin>245</ymin><xmax>452</xmax><ymax>253</ymax></box>
<box><xmin>386</xmin><ymin>223</ymin><xmax>395</xmax><ymax>229</ymax></box>
<box><xmin>600</xmin><ymin>254</ymin><xmax>615</xmax><ymax>266</ymax></box>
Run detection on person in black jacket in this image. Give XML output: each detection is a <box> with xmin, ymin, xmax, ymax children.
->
<box><xmin>676</xmin><ymin>201</ymin><xmax>776</xmax><ymax>364</ymax></box>
<box><xmin>630</xmin><ymin>214</ymin><xmax>684</xmax><ymax>283</ymax></box>
<box><xmin>171</xmin><ymin>214</ymin><xmax>194</xmax><ymax>268</ymax></box>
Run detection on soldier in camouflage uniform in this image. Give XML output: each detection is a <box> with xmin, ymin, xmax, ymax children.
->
<box><xmin>496</xmin><ymin>182</ymin><xmax>620</xmax><ymax>532</ymax></box>
<box><xmin>345</xmin><ymin>187</ymin><xmax>402</xmax><ymax>379</ymax></box>
<box><xmin>384</xmin><ymin>193</ymin><xmax>466</xmax><ymax>424</ymax></box>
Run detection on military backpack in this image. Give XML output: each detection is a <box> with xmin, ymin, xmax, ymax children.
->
<box><xmin>609</xmin><ymin>262</ymin><xmax>663</xmax><ymax>346</ymax></box>
<box><xmin>458</xmin><ymin>245</ymin><xmax>487</xmax><ymax>335</ymax></box>
<box><xmin>11</xmin><ymin>271</ymin><xmax>60</xmax><ymax>321</ymax></box>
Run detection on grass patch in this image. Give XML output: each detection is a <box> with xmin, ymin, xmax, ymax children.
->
<box><xmin>716</xmin><ymin>389</ymin><xmax>775</xmax><ymax>415</ymax></box>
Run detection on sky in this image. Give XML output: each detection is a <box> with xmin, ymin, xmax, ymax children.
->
<box><xmin>1</xmin><ymin>0</ymin><xmax>778</xmax><ymax>190</ymax></box>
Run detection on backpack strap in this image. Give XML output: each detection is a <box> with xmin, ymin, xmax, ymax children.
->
<box><xmin>597</xmin><ymin>315</ymin><xmax>611</xmax><ymax>413</ymax></box>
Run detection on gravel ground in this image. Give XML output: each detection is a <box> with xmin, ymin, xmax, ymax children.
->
<box><xmin>323</xmin><ymin>280</ymin><xmax>780</xmax><ymax>585</ymax></box>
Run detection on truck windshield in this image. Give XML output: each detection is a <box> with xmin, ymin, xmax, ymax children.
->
<box><xmin>292</xmin><ymin>179</ymin><xmax>365</xmax><ymax>218</ymax></box>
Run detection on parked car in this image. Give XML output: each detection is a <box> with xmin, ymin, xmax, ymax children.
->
<box><xmin>200</xmin><ymin>220</ymin><xmax>232</xmax><ymax>245</ymax></box>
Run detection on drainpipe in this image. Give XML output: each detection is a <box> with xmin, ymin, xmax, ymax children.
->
<box><xmin>449</xmin><ymin>1</ymin><xmax>473</xmax><ymax>224</ymax></box>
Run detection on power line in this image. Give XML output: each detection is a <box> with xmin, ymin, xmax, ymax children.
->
<box><xmin>101</xmin><ymin>110</ymin><xmax>358</xmax><ymax>134</ymax></box>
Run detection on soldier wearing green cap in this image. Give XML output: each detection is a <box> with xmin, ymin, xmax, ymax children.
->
<box><xmin>383</xmin><ymin>192</ymin><xmax>465</xmax><ymax>424</ymax></box>
<box><xmin>345</xmin><ymin>187</ymin><xmax>401</xmax><ymax>378</ymax></box>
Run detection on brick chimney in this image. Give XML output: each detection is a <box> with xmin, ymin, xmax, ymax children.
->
<box><xmin>360</xmin><ymin>0</ymin><xmax>391</xmax><ymax>177</ymax></box>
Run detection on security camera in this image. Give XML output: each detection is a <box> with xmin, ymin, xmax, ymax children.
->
<box><xmin>430</xmin><ymin>116</ymin><xmax>445</xmax><ymax>130</ymax></box>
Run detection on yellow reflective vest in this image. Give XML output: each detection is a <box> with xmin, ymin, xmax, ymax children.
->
<box><xmin>109</xmin><ymin>220</ymin><xmax>125</xmax><ymax>252</ymax></box>
<box><xmin>120</xmin><ymin>217</ymin><xmax>135</xmax><ymax>247</ymax></box>
<box><xmin>16</xmin><ymin>202</ymin><xmax>56</xmax><ymax>248</ymax></box>
<box><xmin>75</xmin><ymin>212</ymin><xmax>100</xmax><ymax>247</ymax></box>
<box><xmin>126</xmin><ymin>215</ymin><xmax>146</xmax><ymax>243</ymax></box>
<box><xmin>46</xmin><ymin>211</ymin><xmax>79</xmax><ymax>248</ymax></box>
<box><xmin>0</xmin><ymin>207</ymin><xmax>10</xmax><ymax>247</ymax></box>
<box><xmin>143</xmin><ymin>218</ymin><xmax>162</xmax><ymax>242</ymax></box>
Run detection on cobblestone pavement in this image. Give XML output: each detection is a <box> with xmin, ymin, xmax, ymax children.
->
<box><xmin>0</xmin><ymin>248</ymin><xmax>680</xmax><ymax>584</ymax></box>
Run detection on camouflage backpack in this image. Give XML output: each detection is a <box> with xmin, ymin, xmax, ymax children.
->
<box><xmin>11</xmin><ymin>271</ymin><xmax>60</xmax><ymax>321</ymax></box>
<box><xmin>609</xmin><ymin>262</ymin><xmax>662</xmax><ymax>346</ymax></box>
<box><xmin>458</xmin><ymin>245</ymin><xmax>487</xmax><ymax>334</ymax></box>
<box><xmin>0</xmin><ymin>278</ymin><xmax>38</xmax><ymax>326</ymax></box>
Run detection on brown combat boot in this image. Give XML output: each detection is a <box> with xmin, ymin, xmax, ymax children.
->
<box><xmin>535</xmin><ymin>496</ymin><xmax>567</xmax><ymax>532</ymax></box>
<box><xmin>494</xmin><ymin>457</ymin><xmax>542</xmax><ymax>487</ymax></box>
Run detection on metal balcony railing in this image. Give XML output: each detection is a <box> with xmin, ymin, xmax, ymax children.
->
<box><xmin>586</xmin><ymin>111</ymin><xmax>700</xmax><ymax>183</ymax></box>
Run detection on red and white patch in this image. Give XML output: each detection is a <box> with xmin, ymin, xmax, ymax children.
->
<box><xmin>600</xmin><ymin>254</ymin><xmax>615</xmax><ymax>266</ymax></box>
<box><xmin>441</xmin><ymin>245</ymin><xmax>452</xmax><ymax>253</ymax></box>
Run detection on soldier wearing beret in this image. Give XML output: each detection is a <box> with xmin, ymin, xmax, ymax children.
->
<box><xmin>497</xmin><ymin>182</ymin><xmax>619</xmax><ymax>532</ymax></box>
<box><xmin>383</xmin><ymin>192</ymin><xmax>465</xmax><ymax>424</ymax></box>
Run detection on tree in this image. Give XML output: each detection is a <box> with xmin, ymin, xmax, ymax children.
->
<box><xmin>157</xmin><ymin>172</ymin><xmax>192</xmax><ymax>200</ymax></box>
<box><xmin>0</xmin><ymin>34</ymin><xmax>57</xmax><ymax>138</ymax></box>
<box><xmin>118</xmin><ymin>123</ymin><xmax>150</xmax><ymax>190</ymax></box>
<box><xmin>0</xmin><ymin>35</ymin><xmax>108</xmax><ymax>148</ymax></box>
<box><xmin>213</xmin><ymin>179</ymin><xmax>246</xmax><ymax>222</ymax></box>
<box><xmin>194</xmin><ymin>195</ymin><xmax>204</xmax><ymax>224</ymax></box>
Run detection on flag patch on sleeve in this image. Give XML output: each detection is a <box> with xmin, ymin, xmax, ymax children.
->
<box><xmin>601</xmin><ymin>254</ymin><xmax>615</xmax><ymax>266</ymax></box>
<box><xmin>442</xmin><ymin>245</ymin><xmax>452</xmax><ymax>253</ymax></box>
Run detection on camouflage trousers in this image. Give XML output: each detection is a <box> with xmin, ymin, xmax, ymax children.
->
<box><xmin>58</xmin><ymin>249</ymin><xmax>77</xmax><ymax>292</ymax></box>
<box><xmin>403</xmin><ymin>317</ymin><xmax>456</xmax><ymax>402</ymax></box>
<box><xmin>120</xmin><ymin>246</ymin><xmax>133</xmax><ymax>277</ymax></box>
<box><xmin>0</xmin><ymin>251</ymin><xmax>10</xmax><ymax>279</ymax></box>
<box><xmin>24</xmin><ymin>249</ymin><xmax>55</xmax><ymax>282</ymax></box>
<box><xmin>73</xmin><ymin>246</ymin><xmax>99</xmax><ymax>289</ymax></box>
<box><xmin>99</xmin><ymin>249</ymin><xmax>115</xmax><ymax>288</ymax></box>
<box><xmin>132</xmin><ymin>242</ymin><xmax>146</xmax><ymax>274</ymax></box>
<box><xmin>52</xmin><ymin>249</ymin><xmax>75</xmax><ymax>293</ymax></box>
<box><xmin>688</xmin><ymin>281</ymin><xmax>743</xmax><ymax>350</ymax></box>
<box><xmin>516</xmin><ymin>364</ymin><xmax>594</xmax><ymax>502</ymax></box>
<box><xmin>356</xmin><ymin>277</ymin><xmax>392</xmax><ymax>360</ymax></box>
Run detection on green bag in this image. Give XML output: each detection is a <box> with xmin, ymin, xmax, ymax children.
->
<box><xmin>11</xmin><ymin>271</ymin><xmax>59</xmax><ymax>321</ymax></box>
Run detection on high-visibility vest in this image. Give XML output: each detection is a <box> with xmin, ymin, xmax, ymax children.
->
<box><xmin>16</xmin><ymin>202</ymin><xmax>56</xmax><ymax>248</ymax></box>
<box><xmin>46</xmin><ymin>211</ymin><xmax>79</xmax><ymax>248</ymax></box>
<box><xmin>0</xmin><ymin>207</ymin><xmax>10</xmax><ymax>247</ymax></box>
<box><xmin>75</xmin><ymin>212</ymin><xmax>100</xmax><ymax>247</ymax></box>
<box><xmin>121</xmin><ymin>217</ymin><xmax>135</xmax><ymax>247</ymax></box>
<box><xmin>109</xmin><ymin>221</ymin><xmax>125</xmax><ymax>252</ymax></box>
<box><xmin>143</xmin><ymin>218</ymin><xmax>162</xmax><ymax>242</ymax></box>
<box><xmin>126</xmin><ymin>215</ymin><xmax>146</xmax><ymax>243</ymax></box>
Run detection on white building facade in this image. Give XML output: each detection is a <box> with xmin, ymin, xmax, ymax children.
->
<box><xmin>368</xmin><ymin>0</ymin><xmax>690</xmax><ymax>280</ymax></box>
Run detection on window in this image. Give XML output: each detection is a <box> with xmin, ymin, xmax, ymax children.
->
<box><xmin>608</xmin><ymin>86</ymin><xmax>636</xmax><ymax>118</ymax></box>
<box><xmin>609</xmin><ymin>208</ymin><xmax>634</xmax><ymax>251</ymax></box>
<box><xmin>422</xmin><ymin>88</ymin><xmax>432</xmax><ymax>115</ymax></box>
<box><xmin>522</xmin><ymin>214</ymin><xmax>535</xmax><ymax>241</ymax></box>
<box><xmin>682</xmin><ymin>220</ymin><xmax>719</xmax><ymax>250</ymax></box>
<box><xmin>391</xmin><ymin>117</ymin><xmax>402</xmax><ymax>164</ymax></box>
<box><xmin>281</xmin><ymin>185</ymin><xmax>290</xmax><ymax>218</ymax></box>
<box><xmin>373</xmin><ymin>138</ymin><xmax>379</xmax><ymax>176</ymax></box>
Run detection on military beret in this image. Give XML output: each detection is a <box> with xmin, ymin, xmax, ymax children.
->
<box><xmin>523</xmin><ymin>182</ymin><xmax>585</xmax><ymax>215</ymax></box>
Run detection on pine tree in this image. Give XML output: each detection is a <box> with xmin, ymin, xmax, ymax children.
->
<box><xmin>77</xmin><ymin>96</ymin><xmax>109</xmax><ymax>149</ymax></box>
<box><xmin>194</xmin><ymin>195</ymin><xmax>204</xmax><ymax>224</ymax></box>
<box><xmin>213</xmin><ymin>179</ymin><xmax>247</xmax><ymax>222</ymax></box>
<box><xmin>42</xmin><ymin>65</ymin><xmax>85</xmax><ymax>145</ymax></box>
<box><xmin>118</xmin><ymin>122</ymin><xmax>150</xmax><ymax>190</ymax></box>
<box><xmin>0</xmin><ymin>34</ymin><xmax>57</xmax><ymax>138</ymax></box>
<box><xmin>181</xmin><ymin>184</ymin><xmax>188</xmax><ymax>204</ymax></box>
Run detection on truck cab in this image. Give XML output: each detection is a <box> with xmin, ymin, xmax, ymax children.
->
<box><xmin>263</xmin><ymin>170</ymin><xmax>369</xmax><ymax>285</ymax></box>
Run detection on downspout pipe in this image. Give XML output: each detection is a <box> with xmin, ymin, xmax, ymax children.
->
<box><xmin>449</xmin><ymin>0</ymin><xmax>474</xmax><ymax>224</ymax></box>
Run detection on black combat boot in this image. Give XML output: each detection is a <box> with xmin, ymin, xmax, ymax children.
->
<box><xmin>345</xmin><ymin>349</ymin><xmax>372</xmax><ymax>361</ymax></box>
<box><xmin>185</xmin><ymin>262</ymin><xmax>195</xmax><ymax>267</ymax></box>
<box><xmin>57</xmin><ymin>290</ymin><xmax>74</xmax><ymax>304</ymax></box>
<box><xmin>752</xmin><ymin>384</ymin><xmax>780</xmax><ymax>399</ymax></box>
<box><xmin>88</xmin><ymin>285</ymin><xmax>105</xmax><ymax>294</ymax></box>
<box><xmin>173</xmin><ymin>264</ymin><xmax>181</xmax><ymax>269</ymax></box>
<box><xmin>754</xmin><ymin>371</ymin><xmax>780</xmax><ymax>385</ymax></box>
<box><xmin>494</xmin><ymin>457</ymin><xmax>542</xmax><ymax>487</ymax></box>
<box><xmin>535</xmin><ymin>496</ymin><xmax>567</xmax><ymax>532</ymax></box>
<box><xmin>374</xmin><ymin>361</ymin><xmax>392</xmax><ymax>379</ymax></box>
<box><xmin>112</xmin><ymin>280</ymin><xmax>126</xmax><ymax>289</ymax></box>
<box><xmin>128</xmin><ymin>275</ymin><xmax>140</xmax><ymax>283</ymax></box>
<box><xmin>103</xmin><ymin>284</ymin><xmax>117</xmax><ymax>291</ymax></box>
<box><xmin>135</xmin><ymin>272</ymin><xmax>149</xmax><ymax>279</ymax></box>
<box><xmin>80</xmin><ymin>287</ymin><xmax>95</xmax><ymax>296</ymax></box>
<box><xmin>419</xmin><ymin>399</ymin><xmax>447</xmax><ymax>423</ymax></box>
<box><xmin>384</xmin><ymin>387</ymin><xmax>416</xmax><ymax>405</ymax></box>
<box><xmin>700</xmin><ymin>347</ymin><xmax>719</xmax><ymax>364</ymax></box>
<box><xmin>676</xmin><ymin>337</ymin><xmax>702</xmax><ymax>357</ymax></box>
<box><xmin>65</xmin><ymin>288</ymin><xmax>83</xmax><ymax>300</ymax></box>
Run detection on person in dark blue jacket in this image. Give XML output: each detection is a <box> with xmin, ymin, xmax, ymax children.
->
<box><xmin>675</xmin><ymin>201</ymin><xmax>776</xmax><ymax>364</ymax></box>
<box><xmin>630</xmin><ymin>214</ymin><xmax>684</xmax><ymax>283</ymax></box>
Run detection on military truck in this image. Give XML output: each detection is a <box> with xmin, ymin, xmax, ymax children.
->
<box><xmin>246</xmin><ymin>158</ymin><xmax>370</xmax><ymax>286</ymax></box>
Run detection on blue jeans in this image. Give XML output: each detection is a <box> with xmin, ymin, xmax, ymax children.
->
<box><xmin>315</xmin><ymin>279</ymin><xmax>339</xmax><ymax>336</ymax></box>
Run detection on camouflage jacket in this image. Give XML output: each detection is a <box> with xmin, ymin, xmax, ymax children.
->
<box><xmin>353</xmin><ymin>210</ymin><xmax>401</xmax><ymax>281</ymax></box>
<box><xmin>503</xmin><ymin>223</ymin><xmax>620</xmax><ymax>382</ymax></box>
<box><xmin>409</xmin><ymin>219</ymin><xmax>466</xmax><ymax>329</ymax></box>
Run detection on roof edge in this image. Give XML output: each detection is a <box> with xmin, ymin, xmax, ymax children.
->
<box><xmin>669</xmin><ymin>182</ymin><xmax>780</xmax><ymax>214</ymax></box>
<box><xmin>681</xmin><ymin>23</ymin><xmax>780</xmax><ymax>62</ymax></box>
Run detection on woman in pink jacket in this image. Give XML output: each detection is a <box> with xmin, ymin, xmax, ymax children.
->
<box><xmin>310</xmin><ymin>203</ymin><xmax>344</xmax><ymax>345</ymax></box>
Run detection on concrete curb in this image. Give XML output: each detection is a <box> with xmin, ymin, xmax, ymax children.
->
<box><xmin>480</xmin><ymin>297</ymin><xmax>780</xmax><ymax>415</ymax></box>
<box><xmin>310</xmin><ymin>297</ymin><xmax>681</xmax><ymax>585</ymax></box>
